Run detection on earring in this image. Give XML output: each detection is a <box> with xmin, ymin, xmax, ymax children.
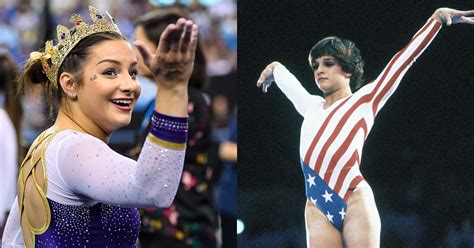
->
<box><xmin>67</xmin><ymin>92</ymin><xmax>76</xmax><ymax>98</ymax></box>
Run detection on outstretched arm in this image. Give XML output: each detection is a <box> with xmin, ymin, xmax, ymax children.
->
<box><xmin>257</xmin><ymin>61</ymin><xmax>321</xmax><ymax>116</ymax></box>
<box><xmin>57</xmin><ymin>18</ymin><xmax>199</xmax><ymax>208</ymax></box>
<box><xmin>368</xmin><ymin>8</ymin><xmax>474</xmax><ymax>116</ymax></box>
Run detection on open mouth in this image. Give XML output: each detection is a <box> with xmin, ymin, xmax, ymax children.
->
<box><xmin>110</xmin><ymin>99</ymin><xmax>132</xmax><ymax>109</ymax></box>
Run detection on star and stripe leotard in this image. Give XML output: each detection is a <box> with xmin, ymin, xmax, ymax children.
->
<box><xmin>272</xmin><ymin>18</ymin><xmax>441</xmax><ymax>231</ymax></box>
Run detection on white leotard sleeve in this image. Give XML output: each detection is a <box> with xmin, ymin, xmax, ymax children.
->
<box><xmin>45</xmin><ymin>130</ymin><xmax>184</xmax><ymax>208</ymax></box>
<box><xmin>273</xmin><ymin>64</ymin><xmax>324</xmax><ymax>116</ymax></box>
<box><xmin>2</xmin><ymin>117</ymin><xmax>186</xmax><ymax>246</ymax></box>
<box><xmin>1</xmin><ymin>199</ymin><xmax>23</xmax><ymax>247</ymax></box>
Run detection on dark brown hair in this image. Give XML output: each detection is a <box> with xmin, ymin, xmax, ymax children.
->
<box><xmin>0</xmin><ymin>48</ymin><xmax>17</xmax><ymax>93</ymax></box>
<box><xmin>309</xmin><ymin>36</ymin><xmax>365</xmax><ymax>91</ymax></box>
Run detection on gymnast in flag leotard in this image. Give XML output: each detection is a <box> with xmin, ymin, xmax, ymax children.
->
<box><xmin>257</xmin><ymin>8</ymin><xmax>474</xmax><ymax>247</ymax></box>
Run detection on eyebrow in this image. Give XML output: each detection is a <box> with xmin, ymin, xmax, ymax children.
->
<box><xmin>97</xmin><ymin>59</ymin><xmax>138</xmax><ymax>67</ymax></box>
<box><xmin>314</xmin><ymin>57</ymin><xmax>335</xmax><ymax>62</ymax></box>
<box><xmin>321</xmin><ymin>57</ymin><xmax>336</xmax><ymax>61</ymax></box>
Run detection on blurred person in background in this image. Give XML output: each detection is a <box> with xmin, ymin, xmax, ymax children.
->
<box><xmin>133</xmin><ymin>9</ymin><xmax>221</xmax><ymax>248</ymax></box>
<box><xmin>214</xmin><ymin>110</ymin><xmax>236</xmax><ymax>248</ymax></box>
<box><xmin>0</xmin><ymin>47</ymin><xmax>21</xmax><ymax>238</ymax></box>
<box><xmin>1</xmin><ymin>0</ymin><xmax>236</xmax><ymax>151</ymax></box>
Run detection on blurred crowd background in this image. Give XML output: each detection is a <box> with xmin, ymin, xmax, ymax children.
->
<box><xmin>0</xmin><ymin>0</ymin><xmax>236</xmax><ymax>146</ymax></box>
<box><xmin>0</xmin><ymin>0</ymin><xmax>236</xmax><ymax>247</ymax></box>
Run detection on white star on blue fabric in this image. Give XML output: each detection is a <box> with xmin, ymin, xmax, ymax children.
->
<box><xmin>310</xmin><ymin>197</ymin><xmax>317</xmax><ymax>206</ymax></box>
<box><xmin>306</xmin><ymin>174</ymin><xmax>316</xmax><ymax>187</ymax></box>
<box><xmin>339</xmin><ymin>208</ymin><xmax>346</xmax><ymax>220</ymax></box>
<box><xmin>326</xmin><ymin>211</ymin><xmax>334</xmax><ymax>223</ymax></box>
<box><xmin>322</xmin><ymin>190</ymin><xmax>333</xmax><ymax>203</ymax></box>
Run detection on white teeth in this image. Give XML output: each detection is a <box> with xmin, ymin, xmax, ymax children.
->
<box><xmin>111</xmin><ymin>99</ymin><xmax>132</xmax><ymax>106</ymax></box>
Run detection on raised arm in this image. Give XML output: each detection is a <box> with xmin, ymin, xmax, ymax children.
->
<box><xmin>257</xmin><ymin>61</ymin><xmax>321</xmax><ymax>116</ymax></box>
<box><xmin>368</xmin><ymin>8</ymin><xmax>474</xmax><ymax>116</ymax></box>
<box><xmin>134</xmin><ymin>18</ymin><xmax>198</xmax><ymax>117</ymax></box>
<box><xmin>56</xmin><ymin>18</ymin><xmax>200</xmax><ymax>208</ymax></box>
<box><xmin>53</xmin><ymin>130</ymin><xmax>183</xmax><ymax>208</ymax></box>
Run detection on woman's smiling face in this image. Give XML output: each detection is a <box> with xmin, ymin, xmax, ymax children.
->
<box><xmin>75</xmin><ymin>39</ymin><xmax>142</xmax><ymax>133</ymax></box>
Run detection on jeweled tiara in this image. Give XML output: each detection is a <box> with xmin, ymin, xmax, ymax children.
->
<box><xmin>29</xmin><ymin>6</ymin><xmax>122</xmax><ymax>87</ymax></box>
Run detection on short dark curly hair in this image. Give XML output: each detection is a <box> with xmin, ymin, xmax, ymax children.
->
<box><xmin>308</xmin><ymin>36</ymin><xmax>365</xmax><ymax>91</ymax></box>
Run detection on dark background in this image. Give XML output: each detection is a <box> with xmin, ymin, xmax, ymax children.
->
<box><xmin>238</xmin><ymin>1</ymin><xmax>474</xmax><ymax>247</ymax></box>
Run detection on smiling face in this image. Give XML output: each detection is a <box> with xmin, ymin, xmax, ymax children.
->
<box><xmin>312</xmin><ymin>56</ymin><xmax>351</xmax><ymax>95</ymax></box>
<box><xmin>74</xmin><ymin>39</ymin><xmax>141</xmax><ymax>133</ymax></box>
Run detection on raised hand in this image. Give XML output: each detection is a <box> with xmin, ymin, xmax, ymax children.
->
<box><xmin>257</xmin><ymin>61</ymin><xmax>281</xmax><ymax>93</ymax></box>
<box><xmin>432</xmin><ymin>8</ymin><xmax>474</xmax><ymax>26</ymax></box>
<box><xmin>134</xmin><ymin>18</ymin><xmax>198</xmax><ymax>89</ymax></box>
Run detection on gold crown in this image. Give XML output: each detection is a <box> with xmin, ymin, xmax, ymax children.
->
<box><xmin>29</xmin><ymin>6</ymin><xmax>122</xmax><ymax>87</ymax></box>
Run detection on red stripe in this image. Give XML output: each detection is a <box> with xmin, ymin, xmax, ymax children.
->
<box><xmin>309</xmin><ymin>35</ymin><xmax>412</xmax><ymax>172</ymax></box>
<box><xmin>412</xmin><ymin>18</ymin><xmax>436</xmax><ymax>41</ymax></box>
<box><xmin>314</xmin><ymin>19</ymin><xmax>439</xmax><ymax>173</ymax></box>
<box><xmin>333</xmin><ymin>151</ymin><xmax>360</xmax><ymax>194</ymax></box>
<box><xmin>307</xmin><ymin>19</ymin><xmax>440</xmax><ymax>174</ymax></box>
<box><xmin>303</xmin><ymin>96</ymin><xmax>352</xmax><ymax>164</ymax></box>
<box><xmin>311</xmin><ymin>39</ymin><xmax>412</xmax><ymax>173</ymax></box>
<box><xmin>323</xmin><ymin>119</ymin><xmax>367</xmax><ymax>182</ymax></box>
<box><xmin>313</xmin><ymin>95</ymin><xmax>370</xmax><ymax>173</ymax></box>
<box><xmin>343</xmin><ymin>175</ymin><xmax>364</xmax><ymax>201</ymax></box>
<box><xmin>367</xmin><ymin>18</ymin><xmax>436</xmax><ymax>107</ymax></box>
<box><xmin>372</xmin><ymin>20</ymin><xmax>440</xmax><ymax>114</ymax></box>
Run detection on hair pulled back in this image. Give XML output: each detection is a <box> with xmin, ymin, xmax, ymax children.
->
<box><xmin>18</xmin><ymin>31</ymin><xmax>126</xmax><ymax>116</ymax></box>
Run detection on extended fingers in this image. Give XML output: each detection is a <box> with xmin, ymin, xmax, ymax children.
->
<box><xmin>188</xmin><ymin>24</ymin><xmax>199</xmax><ymax>55</ymax></box>
<box><xmin>157</xmin><ymin>23</ymin><xmax>177</xmax><ymax>53</ymax></box>
<box><xmin>257</xmin><ymin>67</ymin><xmax>272</xmax><ymax>86</ymax></box>
<box><xmin>157</xmin><ymin>18</ymin><xmax>197</xmax><ymax>55</ymax></box>
<box><xmin>262</xmin><ymin>81</ymin><xmax>272</xmax><ymax>93</ymax></box>
<box><xmin>460</xmin><ymin>9</ymin><xmax>474</xmax><ymax>16</ymax></box>
<box><xmin>460</xmin><ymin>16</ymin><xmax>474</xmax><ymax>25</ymax></box>
<box><xmin>447</xmin><ymin>9</ymin><xmax>474</xmax><ymax>25</ymax></box>
<box><xmin>180</xmin><ymin>20</ymin><xmax>195</xmax><ymax>53</ymax></box>
<box><xmin>157</xmin><ymin>19</ymin><xmax>185</xmax><ymax>53</ymax></box>
<box><xmin>256</xmin><ymin>70</ymin><xmax>267</xmax><ymax>86</ymax></box>
<box><xmin>134</xmin><ymin>40</ymin><xmax>153</xmax><ymax>67</ymax></box>
<box><xmin>170</xmin><ymin>18</ymin><xmax>187</xmax><ymax>52</ymax></box>
<box><xmin>450</xmin><ymin>10</ymin><xmax>474</xmax><ymax>25</ymax></box>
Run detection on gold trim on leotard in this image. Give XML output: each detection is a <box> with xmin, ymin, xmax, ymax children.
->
<box><xmin>17</xmin><ymin>128</ymin><xmax>62</xmax><ymax>247</ymax></box>
<box><xmin>147</xmin><ymin>133</ymin><xmax>186</xmax><ymax>150</ymax></box>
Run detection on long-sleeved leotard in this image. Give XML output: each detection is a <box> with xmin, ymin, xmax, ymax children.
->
<box><xmin>272</xmin><ymin>18</ymin><xmax>441</xmax><ymax>231</ymax></box>
<box><xmin>1</xmin><ymin>111</ymin><xmax>188</xmax><ymax>247</ymax></box>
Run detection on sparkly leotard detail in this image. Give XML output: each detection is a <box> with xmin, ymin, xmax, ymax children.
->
<box><xmin>35</xmin><ymin>199</ymin><xmax>141</xmax><ymax>247</ymax></box>
<box><xmin>2</xmin><ymin>111</ymin><xmax>188</xmax><ymax>247</ymax></box>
